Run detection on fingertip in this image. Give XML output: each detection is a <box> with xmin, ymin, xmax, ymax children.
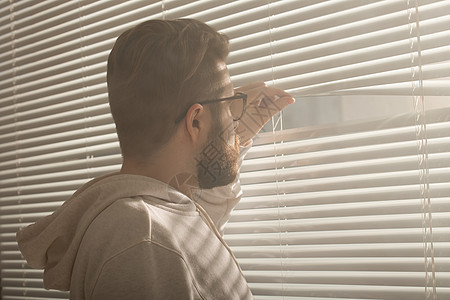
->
<box><xmin>281</xmin><ymin>96</ymin><xmax>295</xmax><ymax>105</ymax></box>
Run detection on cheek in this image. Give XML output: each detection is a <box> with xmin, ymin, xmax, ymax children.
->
<box><xmin>218</xmin><ymin>104</ymin><xmax>236</xmax><ymax>145</ymax></box>
<box><xmin>223</xmin><ymin>119</ymin><xmax>236</xmax><ymax>146</ymax></box>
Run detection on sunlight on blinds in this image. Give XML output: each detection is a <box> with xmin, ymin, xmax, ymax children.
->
<box><xmin>227</xmin><ymin>107</ymin><xmax>450</xmax><ymax>299</ymax></box>
<box><xmin>1</xmin><ymin>1</ymin><xmax>449</xmax><ymax>299</ymax></box>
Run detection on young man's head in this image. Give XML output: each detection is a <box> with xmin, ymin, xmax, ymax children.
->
<box><xmin>107</xmin><ymin>19</ymin><xmax>241</xmax><ymax>189</ymax></box>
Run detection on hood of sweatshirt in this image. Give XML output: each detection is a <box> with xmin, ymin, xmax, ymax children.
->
<box><xmin>16</xmin><ymin>173</ymin><xmax>196</xmax><ymax>291</ymax></box>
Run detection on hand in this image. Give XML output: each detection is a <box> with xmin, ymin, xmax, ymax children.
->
<box><xmin>235</xmin><ymin>82</ymin><xmax>295</xmax><ymax>145</ymax></box>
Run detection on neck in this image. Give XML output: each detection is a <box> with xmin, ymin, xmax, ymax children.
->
<box><xmin>119</xmin><ymin>143</ymin><xmax>196</xmax><ymax>191</ymax></box>
<box><xmin>120</xmin><ymin>158</ymin><xmax>173</xmax><ymax>184</ymax></box>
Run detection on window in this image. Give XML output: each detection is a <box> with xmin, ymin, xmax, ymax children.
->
<box><xmin>1</xmin><ymin>1</ymin><xmax>449</xmax><ymax>299</ymax></box>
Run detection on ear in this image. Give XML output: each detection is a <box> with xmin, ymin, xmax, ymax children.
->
<box><xmin>184</xmin><ymin>103</ymin><xmax>206</xmax><ymax>142</ymax></box>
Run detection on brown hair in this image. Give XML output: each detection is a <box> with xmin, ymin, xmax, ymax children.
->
<box><xmin>107</xmin><ymin>19</ymin><xmax>229</xmax><ymax>159</ymax></box>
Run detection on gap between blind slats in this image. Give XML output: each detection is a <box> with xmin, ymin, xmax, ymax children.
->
<box><xmin>230</xmin><ymin>243</ymin><xmax>450</xmax><ymax>258</ymax></box>
<box><xmin>0</xmin><ymin>100</ymin><xmax>110</xmax><ymax>134</ymax></box>
<box><xmin>2</xmin><ymin>278</ymin><xmax>46</xmax><ymax>289</ymax></box>
<box><xmin>241</xmin><ymin>137</ymin><xmax>450</xmax><ymax>174</ymax></box>
<box><xmin>233</xmin><ymin>45</ymin><xmax>450</xmax><ymax>92</ymax></box>
<box><xmin>0</xmin><ymin>1</ymin><xmax>76</xmax><ymax>41</ymax></box>
<box><xmin>251</xmin><ymin>107</ymin><xmax>450</xmax><ymax>146</ymax></box>
<box><xmin>230</xmin><ymin>31</ymin><xmax>450</xmax><ymax>86</ymax></box>
<box><xmin>246</xmin><ymin>283</ymin><xmax>440</xmax><ymax>299</ymax></box>
<box><xmin>0</xmin><ymin>131</ymin><xmax>117</xmax><ymax>162</ymax></box>
<box><xmin>0</xmin><ymin>80</ymin><xmax>106</xmax><ymax>111</ymax></box>
<box><xmin>243</xmin><ymin>270</ymin><xmax>446</xmax><ymax>286</ymax></box>
<box><xmin>228</xmin><ymin>199</ymin><xmax>446</xmax><ymax>223</ymax></box>
<box><xmin>213</xmin><ymin>0</ymin><xmax>378</xmax><ymax>35</ymax></box>
<box><xmin>241</xmin><ymin>153</ymin><xmax>449</xmax><ymax>184</ymax></box>
<box><xmin>0</xmin><ymin>113</ymin><xmax>114</xmax><ymax>148</ymax></box>
<box><xmin>328</xmin><ymin>80</ymin><xmax>450</xmax><ymax>96</ymax></box>
<box><xmin>0</xmin><ymin>163</ymin><xmax>121</xmax><ymax>191</ymax></box>
<box><xmin>228</xmin><ymin>2</ymin><xmax>448</xmax><ymax>65</ymax></box>
<box><xmin>225</xmin><ymin>229</ymin><xmax>444</xmax><ymax>247</ymax></box>
<box><xmin>239</xmin><ymin>168</ymin><xmax>449</xmax><ymax>197</ymax></box>
<box><xmin>0</xmin><ymin>122</ymin><xmax>116</xmax><ymax>155</ymax></box>
<box><xmin>287</xmin><ymin>65</ymin><xmax>448</xmax><ymax>96</ymax></box>
<box><xmin>2</xmin><ymin>9</ymin><xmax>163</xmax><ymax>64</ymax></box>
<box><xmin>229</xmin><ymin>27</ymin><xmax>450</xmax><ymax>79</ymax></box>
<box><xmin>0</xmin><ymin>141</ymin><xmax>120</xmax><ymax>170</ymax></box>
<box><xmin>0</xmin><ymin>72</ymin><xmax>106</xmax><ymax>105</ymax></box>
<box><xmin>0</xmin><ymin>51</ymin><xmax>109</xmax><ymax>92</ymax></box>
<box><xmin>246</xmin><ymin>120</ymin><xmax>450</xmax><ymax>159</ymax></box>
<box><xmin>241</xmin><ymin>160</ymin><xmax>450</xmax><ymax>191</ymax></box>
<box><xmin>187</xmin><ymin>0</ymin><xmax>267</xmax><ymax>25</ymax></box>
<box><xmin>240</xmin><ymin>152</ymin><xmax>450</xmax><ymax>184</ymax></box>
<box><xmin>164</xmin><ymin>0</ymin><xmax>240</xmax><ymax>20</ymax></box>
<box><xmin>228</xmin><ymin>18</ymin><xmax>448</xmax><ymax>73</ymax></box>
<box><xmin>0</xmin><ymin>213</ymin><xmax>59</xmax><ymax>228</ymax></box>
<box><xmin>0</xmin><ymin>191</ymin><xmax>82</xmax><ymax>208</ymax></box>
<box><xmin>0</xmin><ymin>179</ymin><xmax>92</xmax><ymax>198</ymax></box>
<box><xmin>4</xmin><ymin>1</ymin><xmax>161</xmax><ymax>54</ymax></box>
<box><xmin>0</xmin><ymin>202</ymin><xmax>64</xmax><ymax>217</ymax></box>
<box><xmin>0</xmin><ymin>155</ymin><xmax>122</xmax><ymax>182</ymax></box>
<box><xmin>0</xmin><ymin>95</ymin><xmax>110</xmax><ymax>133</ymax></box>
<box><xmin>1</xmin><ymin>268</ymin><xmax>43</xmax><ymax>278</ymax></box>
<box><xmin>0</xmin><ymin>165</ymin><xmax>121</xmax><ymax>194</ymax></box>
<box><xmin>0</xmin><ymin>287</ymin><xmax>68</xmax><ymax>298</ymax></box>
<box><xmin>224</xmin><ymin>0</ymin><xmax>405</xmax><ymax>45</ymax></box>
<box><xmin>237</xmin><ymin>183</ymin><xmax>450</xmax><ymax>211</ymax></box>
<box><xmin>225</xmin><ymin>210</ymin><xmax>450</xmax><ymax>234</ymax></box>
<box><xmin>227</xmin><ymin>0</ymin><xmax>445</xmax><ymax>60</ymax></box>
<box><xmin>0</xmin><ymin>43</ymin><xmax>110</xmax><ymax>85</ymax></box>
<box><xmin>238</xmin><ymin>55</ymin><xmax>450</xmax><ymax>95</ymax></box>
<box><xmin>0</xmin><ymin>8</ymin><xmax>163</xmax><ymax>77</ymax></box>
<box><xmin>0</xmin><ymin>114</ymin><xmax>114</xmax><ymax>148</ymax></box>
<box><xmin>238</xmin><ymin>257</ymin><xmax>450</xmax><ymax>272</ymax></box>
<box><xmin>0</xmin><ymin>63</ymin><xmax>106</xmax><ymax>100</ymax></box>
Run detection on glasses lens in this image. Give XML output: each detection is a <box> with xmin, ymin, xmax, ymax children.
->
<box><xmin>230</xmin><ymin>97</ymin><xmax>244</xmax><ymax>120</ymax></box>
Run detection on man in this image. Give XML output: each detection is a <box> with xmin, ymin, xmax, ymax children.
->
<box><xmin>16</xmin><ymin>19</ymin><xmax>294</xmax><ymax>299</ymax></box>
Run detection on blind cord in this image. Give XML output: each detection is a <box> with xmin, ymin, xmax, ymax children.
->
<box><xmin>407</xmin><ymin>1</ymin><xmax>437</xmax><ymax>299</ymax></box>
<box><xmin>194</xmin><ymin>202</ymin><xmax>244</xmax><ymax>275</ymax></box>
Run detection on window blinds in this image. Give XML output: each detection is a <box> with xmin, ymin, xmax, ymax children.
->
<box><xmin>227</xmin><ymin>107</ymin><xmax>450</xmax><ymax>299</ymax></box>
<box><xmin>1</xmin><ymin>1</ymin><xmax>449</xmax><ymax>299</ymax></box>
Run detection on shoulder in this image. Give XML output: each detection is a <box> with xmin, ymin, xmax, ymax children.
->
<box><xmin>92</xmin><ymin>197</ymin><xmax>153</xmax><ymax>240</ymax></box>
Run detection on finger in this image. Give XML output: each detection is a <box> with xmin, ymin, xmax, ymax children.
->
<box><xmin>253</xmin><ymin>89</ymin><xmax>294</xmax><ymax>111</ymax></box>
<box><xmin>239</xmin><ymin>85</ymin><xmax>269</xmax><ymax>106</ymax></box>
<box><xmin>237</xmin><ymin>82</ymin><xmax>295</xmax><ymax>109</ymax></box>
<box><xmin>257</xmin><ymin>95</ymin><xmax>295</xmax><ymax>119</ymax></box>
<box><xmin>259</xmin><ymin>85</ymin><xmax>294</xmax><ymax>100</ymax></box>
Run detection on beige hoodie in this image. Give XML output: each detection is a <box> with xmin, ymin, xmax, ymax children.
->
<box><xmin>16</xmin><ymin>145</ymin><xmax>253</xmax><ymax>300</ymax></box>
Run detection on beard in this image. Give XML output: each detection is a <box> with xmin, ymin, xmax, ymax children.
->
<box><xmin>196</xmin><ymin>121</ymin><xmax>240</xmax><ymax>189</ymax></box>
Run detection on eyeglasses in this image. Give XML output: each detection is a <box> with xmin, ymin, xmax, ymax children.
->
<box><xmin>175</xmin><ymin>92</ymin><xmax>247</xmax><ymax>123</ymax></box>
